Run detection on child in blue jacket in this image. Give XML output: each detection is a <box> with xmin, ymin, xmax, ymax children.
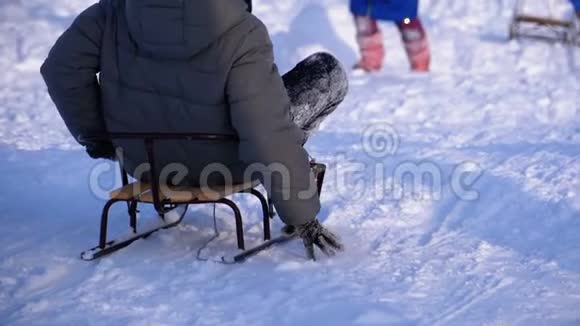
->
<box><xmin>350</xmin><ymin>0</ymin><xmax>430</xmax><ymax>72</ymax></box>
<box><xmin>572</xmin><ymin>0</ymin><xmax>580</xmax><ymax>16</ymax></box>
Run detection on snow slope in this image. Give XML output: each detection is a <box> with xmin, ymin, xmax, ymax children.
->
<box><xmin>1</xmin><ymin>0</ymin><xmax>579</xmax><ymax>324</ymax></box>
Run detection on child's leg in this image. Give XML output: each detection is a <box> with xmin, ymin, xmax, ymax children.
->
<box><xmin>397</xmin><ymin>18</ymin><xmax>430</xmax><ymax>72</ymax></box>
<box><xmin>353</xmin><ymin>15</ymin><xmax>385</xmax><ymax>72</ymax></box>
<box><xmin>282</xmin><ymin>52</ymin><xmax>348</xmax><ymax>142</ymax></box>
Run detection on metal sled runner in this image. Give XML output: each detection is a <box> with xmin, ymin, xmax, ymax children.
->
<box><xmin>80</xmin><ymin>132</ymin><xmax>326</xmax><ymax>262</ymax></box>
<box><xmin>509</xmin><ymin>0</ymin><xmax>579</xmax><ymax>45</ymax></box>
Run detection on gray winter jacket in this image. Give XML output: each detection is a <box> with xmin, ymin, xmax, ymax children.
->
<box><xmin>41</xmin><ymin>0</ymin><xmax>319</xmax><ymax>226</ymax></box>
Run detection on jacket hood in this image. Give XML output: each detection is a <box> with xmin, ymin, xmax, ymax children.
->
<box><xmin>125</xmin><ymin>0</ymin><xmax>248</xmax><ymax>59</ymax></box>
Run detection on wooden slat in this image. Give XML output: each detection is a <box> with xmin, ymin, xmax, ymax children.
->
<box><xmin>110</xmin><ymin>182</ymin><xmax>151</xmax><ymax>200</ymax></box>
<box><xmin>137</xmin><ymin>180</ymin><xmax>260</xmax><ymax>203</ymax></box>
<box><xmin>196</xmin><ymin>181</ymin><xmax>259</xmax><ymax>201</ymax></box>
<box><xmin>515</xmin><ymin>15</ymin><xmax>573</xmax><ymax>28</ymax></box>
<box><xmin>138</xmin><ymin>186</ymin><xmax>197</xmax><ymax>203</ymax></box>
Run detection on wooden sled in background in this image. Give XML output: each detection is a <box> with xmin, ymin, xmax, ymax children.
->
<box><xmin>80</xmin><ymin>132</ymin><xmax>327</xmax><ymax>262</ymax></box>
<box><xmin>509</xmin><ymin>0</ymin><xmax>579</xmax><ymax>45</ymax></box>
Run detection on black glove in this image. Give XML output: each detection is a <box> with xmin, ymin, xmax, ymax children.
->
<box><xmin>291</xmin><ymin>219</ymin><xmax>344</xmax><ymax>261</ymax></box>
<box><xmin>85</xmin><ymin>141</ymin><xmax>116</xmax><ymax>160</ymax></box>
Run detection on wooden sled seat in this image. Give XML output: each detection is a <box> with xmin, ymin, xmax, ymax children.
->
<box><xmin>81</xmin><ymin>132</ymin><xmax>285</xmax><ymax>260</ymax></box>
<box><xmin>110</xmin><ymin>180</ymin><xmax>260</xmax><ymax>203</ymax></box>
<box><xmin>82</xmin><ymin>176</ymin><xmax>270</xmax><ymax>260</ymax></box>
<box><xmin>514</xmin><ymin>15</ymin><xmax>573</xmax><ymax>28</ymax></box>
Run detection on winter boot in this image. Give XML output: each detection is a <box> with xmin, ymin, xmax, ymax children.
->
<box><xmin>397</xmin><ymin>18</ymin><xmax>430</xmax><ymax>72</ymax></box>
<box><xmin>353</xmin><ymin>16</ymin><xmax>384</xmax><ymax>72</ymax></box>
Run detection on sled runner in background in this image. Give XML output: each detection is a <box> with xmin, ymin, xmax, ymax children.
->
<box><xmin>509</xmin><ymin>0</ymin><xmax>579</xmax><ymax>45</ymax></box>
<box><xmin>80</xmin><ymin>132</ymin><xmax>328</xmax><ymax>262</ymax></box>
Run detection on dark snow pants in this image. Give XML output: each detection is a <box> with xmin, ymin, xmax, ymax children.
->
<box><xmin>282</xmin><ymin>52</ymin><xmax>348</xmax><ymax>142</ymax></box>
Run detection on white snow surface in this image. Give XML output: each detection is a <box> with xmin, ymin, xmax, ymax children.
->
<box><xmin>1</xmin><ymin>0</ymin><xmax>580</xmax><ymax>325</ymax></box>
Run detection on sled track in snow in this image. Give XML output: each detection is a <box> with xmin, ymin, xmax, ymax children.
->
<box><xmin>428</xmin><ymin>276</ymin><xmax>512</xmax><ymax>325</ymax></box>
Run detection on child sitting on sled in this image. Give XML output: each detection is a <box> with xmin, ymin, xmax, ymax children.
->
<box><xmin>41</xmin><ymin>0</ymin><xmax>346</xmax><ymax>260</ymax></box>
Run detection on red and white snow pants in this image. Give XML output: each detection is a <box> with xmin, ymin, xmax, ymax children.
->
<box><xmin>354</xmin><ymin>16</ymin><xmax>430</xmax><ymax>72</ymax></box>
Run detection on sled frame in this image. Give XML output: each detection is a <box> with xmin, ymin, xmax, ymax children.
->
<box><xmin>81</xmin><ymin>132</ymin><xmax>328</xmax><ymax>261</ymax></box>
<box><xmin>509</xmin><ymin>0</ymin><xmax>579</xmax><ymax>45</ymax></box>
<box><xmin>81</xmin><ymin>132</ymin><xmax>273</xmax><ymax>260</ymax></box>
<box><xmin>227</xmin><ymin>163</ymin><xmax>326</xmax><ymax>263</ymax></box>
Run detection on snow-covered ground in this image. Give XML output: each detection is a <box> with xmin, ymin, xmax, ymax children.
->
<box><xmin>1</xmin><ymin>0</ymin><xmax>580</xmax><ymax>324</ymax></box>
